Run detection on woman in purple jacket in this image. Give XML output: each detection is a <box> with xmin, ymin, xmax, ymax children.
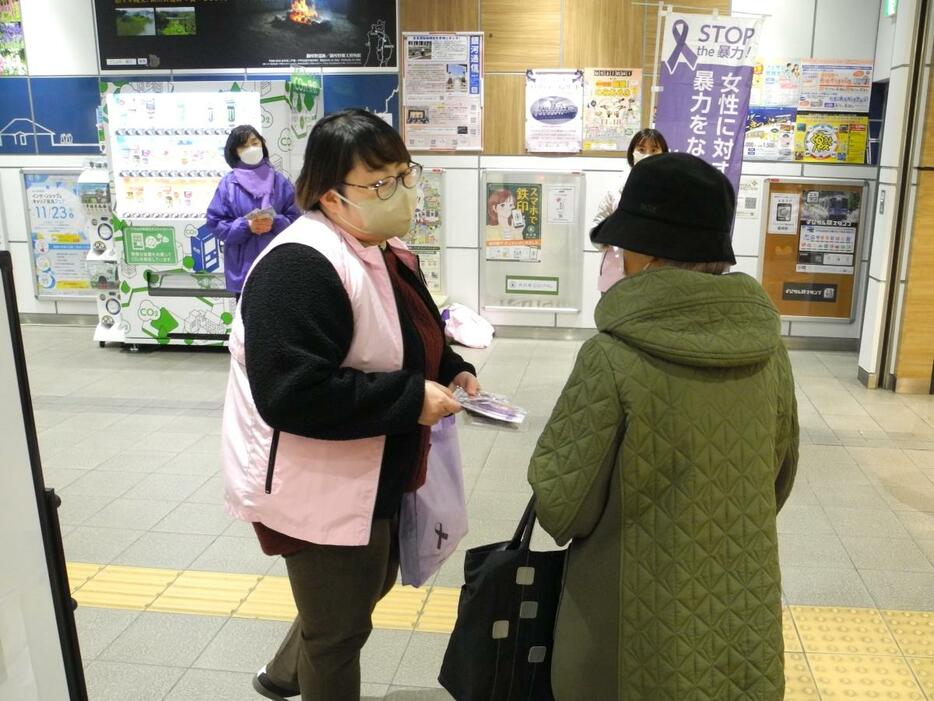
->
<box><xmin>206</xmin><ymin>125</ymin><xmax>302</xmax><ymax>296</ymax></box>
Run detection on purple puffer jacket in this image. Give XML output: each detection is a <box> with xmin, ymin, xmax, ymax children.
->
<box><xmin>206</xmin><ymin>170</ymin><xmax>303</xmax><ymax>293</ymax></box>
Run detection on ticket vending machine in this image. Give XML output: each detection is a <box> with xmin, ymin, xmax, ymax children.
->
<box><xmin>0</xmin><ymin>251</ymin><xmax>87</xmax><ymax>700</ymax></box>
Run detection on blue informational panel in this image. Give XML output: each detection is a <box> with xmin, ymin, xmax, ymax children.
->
<box><xmin>323</xmin><ymin>73</ymin><xmax>399</xmax><ymax>127</ymax></box>
<box><xmin>21</xmin><ymin>170</ymin><xmax>93</xmax><ymax>300</ymax></box>
<box><xmin>0</xmin><ymin>77</ymin><xmax>36</xmax><ymax>155</ymax></box>
<box><xmin>30</xmin><ymin>77</ymin><xmax>102</xmax><ymax>155</ymax></box>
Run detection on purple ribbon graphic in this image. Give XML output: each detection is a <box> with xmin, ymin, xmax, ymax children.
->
<box><xmin>665</xmin><ymin>19</ymin><xmax>699</xmax><ymax>74</ymax></box>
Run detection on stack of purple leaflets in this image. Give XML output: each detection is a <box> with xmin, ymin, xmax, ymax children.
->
<box><xmin>453</xmin><ymin>388</ymin><xmax>528</xmax><ymax>427</ymax></box>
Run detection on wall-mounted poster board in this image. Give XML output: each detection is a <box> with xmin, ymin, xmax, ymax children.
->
<box><xmin>20</xmin><ymin>169</ymin><xmax>94</xmax><ymax>301</ymax></box>
<box><xmin>480</xmin><ymin>171</ymin><xmax>584</xmax><ymax>314</ymax></box>
<box><xmin>525</xmin><ymin>70</ymin><xmax>584</xmax><ymax>153</ymax></box>
<box><xmin>407</xmin><ymin>168</ymin><xmax>445</xmax><ymax>295</ymax></box>
<box><xmin>402</xmin><ymin>32</ymin><xmax>483</xmax><ymax>151</ymax></box>
<box><xmin>93</xmin><ymin>0</ymin><xmax>398</xmax><ymax>70</ymax></box>
<box><xmin>759</xmin><ymin>178</ymin><xmax>867</xmax><ymax>321</ymax></box>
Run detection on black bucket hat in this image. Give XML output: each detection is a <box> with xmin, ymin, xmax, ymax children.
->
<box><xmin>590</xmin><ymin>152</ymin><xmax>737</xmax><ymax>264</ymax></box>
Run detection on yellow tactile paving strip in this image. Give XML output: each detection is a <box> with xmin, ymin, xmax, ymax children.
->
<box><xmin>66</xmin><ymin>562</ymin><xmax>434</xmax><ymax>633</ymax></box>
<box><xmin>67</xmin><ymin>563</ymin><xmax>934</xmax><ymax>699</ymax></box>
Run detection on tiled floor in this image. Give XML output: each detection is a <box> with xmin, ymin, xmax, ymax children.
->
<box><xmin>21</xmin><ymin>325</ymin><xmax>934</xmax><ymax>699</ymax></box>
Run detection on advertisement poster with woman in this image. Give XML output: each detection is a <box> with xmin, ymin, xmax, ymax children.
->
<box><xmin>485</xmin><ymin>183</ymin><xmax>542</xmax><ymax>262</ymax></box>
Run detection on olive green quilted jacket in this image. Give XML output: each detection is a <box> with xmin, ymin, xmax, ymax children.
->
<box><xmin>529</xmin><ymin>268</ymin><xmax>798</xmax><ymax>701</ymax></box>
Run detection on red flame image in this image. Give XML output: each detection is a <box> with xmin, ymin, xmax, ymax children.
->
<box><xmin>289</xmin><ymin>0</ymin><xmax>320</xmax><ymax>24</ymax></box>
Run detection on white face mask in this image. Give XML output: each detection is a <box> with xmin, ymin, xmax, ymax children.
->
<box><xmin>632</xmin><ymin>150</ymin><xmax>655</xmax><ymax>165</ymax></box>
<box><xmin>238</xmin><ymin>145</ymin><xmax>264</xmax><ymax>166</ymax></box>
<box><xmin>333</xmin><ymin>185</ymin><xmax>417</xmax><ymax>239</ymax></box>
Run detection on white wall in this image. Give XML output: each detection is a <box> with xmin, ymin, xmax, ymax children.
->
<box><xmin>19</xmin><ymin>0</ymin><xmax>98</xmax><ymax>76</ymax></box>
<box><xmin>858</xmin><ymin>0</ymin><xmax>924</xmax><ymax>384</ymax></box>
<box><xmin>875</xmin><ymin>3</ymin><xmax>898</xmax><ymax>80</ymax></box>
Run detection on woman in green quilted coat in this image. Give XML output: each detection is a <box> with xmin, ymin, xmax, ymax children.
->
<box><xmin>528</xmin><ymin>153</ymin><xmax>799</xmax><ymax>701</ymax></box>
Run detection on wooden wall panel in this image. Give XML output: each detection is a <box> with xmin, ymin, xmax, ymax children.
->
<box><xmin>896</xmin><ymin>64</ymin><xmax>934</xmax><ymax>392</ymax></box>
<box><xmin>481</xmin><ymin>0</ymin><xmax>562</xmax><ymax>72</ymax></box>
<box><xmin>399</xmin><ymin>0</ymin><xmax>478</xmax><ymax>32</ymax></box>
<box><xmin>483</xmin><ymin>74</ymin><xmax>525</xmax><ymax>154</ymax></box>
<box><xmin>564</xmin><ymin>0</ymin><xmax>638</xmax><ymax>68</ymax></box>
<box><xmin>921</xmin><ymin>73</ymin><xmax>934</xmax><ymax>167</ymax></box>
<box><xmin>401</xmin><ymin>0</ymin><xmax>733</xmax><ymax>154</ymax></box>
<box><xmin>896</xmin><ymin>173</ymin><xmax>934</xmax><ymax>391</ymax></box>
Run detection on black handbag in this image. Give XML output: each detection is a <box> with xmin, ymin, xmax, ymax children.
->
<box><xmin>439</xmin><ymin>497</ymin><xmax>567</xmax><ymax>701</ymax></box>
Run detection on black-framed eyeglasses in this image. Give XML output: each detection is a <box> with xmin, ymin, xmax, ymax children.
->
<box><xmin>342</xmin><ymin>162</ymin><xmax>423</xmax><ymax>201</ymax></box>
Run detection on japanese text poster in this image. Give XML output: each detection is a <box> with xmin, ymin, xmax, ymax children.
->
<box><xmin>403</xmin><ymin>33</ymin><xmax>483</xmax><ymax>151</ymax></box>
<box><xmin>760</xmin><ymin>181</ymin><xmax>864</xmax><ymax>320</ymax></box>
<box><xmin>736</xmin><ymin>176</ymin><xmax>762</xmax><ymax>220</ymax></box>
<box><xmin>654</xmin><ymin>12</ymin><xmax>762</xmax><ymax>192</ymax></box>
<box><xmin>744</xmin><ymin>107</ymin><xmax>796</xmax><ymax>161</ymax></box>
<box><xmin>485</xmin><ymin>183</ymin><xmax>542</xmax><ymax>262</ymax></box>
<box><xmin>768</xmin><ymin>192</ymin><xmax>800</xmax><ymax>235</ymax></box>
<box><xmin>407</xmin><ymin>169</ymin><xmax>444</xmax><ymax>293</ymax></box>
<box><xmin>287</xmin><ymin>69</ymin><xmax>323</xmax><ymax>160</ymax></box>
<box><xmin>797</xmin><ymin>188</ymin><xmax>861</xmax><ymax>275</ymax></box>
<box><xmin>583</xmin><ymin>68</ymin><xmax>642</xmax><ymax>151</ymax></box>
<box><xmin>799</xmin><ymin>60</ymin><xmax>873</xmax><ymax>113</ymax></box>
<box><xmin>124</xmin><ymin>226</ymin><xmax>178</xmax><ymax>265</ymax></box>
<box><xmin>794</xmin><ymin>113</ymin><xmax>869</xmax><ymax>164</ymax></box>
<box><xmin>750</xmin><ymin>59</ymin><xmax>801</xmax><ymax>108</ymax></box>
<box><xmin>547</xmin><ymin>185</ymin><xmax>577</xmax><ymax>225</ymax></box>
<box><xmin>525</xmin><ymin>70</ymin><xmax>584</xmax><ymax>153</ymax></box>
<box><xmin>23</xmin><ymin>172</ymin><xmax>92</xmax><ymax>298</ymax></box>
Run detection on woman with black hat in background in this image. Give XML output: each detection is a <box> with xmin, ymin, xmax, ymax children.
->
<box><xmin>530</xmin><ymin>152</ymin><xmax>798</xmax><ymax>701</ymax></box>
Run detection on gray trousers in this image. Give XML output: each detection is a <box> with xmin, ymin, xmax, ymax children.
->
<box><xmin>265</xmin><ymin>519</ymin><xmax>399</xmax><ymax>701</ymax></box>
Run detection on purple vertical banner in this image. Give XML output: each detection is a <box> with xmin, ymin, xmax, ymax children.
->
<box><xmin>654</xmin><ymin>13</ymin><xmax>762</xmax><ymax>193</ymax></box>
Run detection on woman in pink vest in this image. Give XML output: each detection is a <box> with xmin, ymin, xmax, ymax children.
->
<box><xmin>221</xmin><ymin>109</ymin><xmax>479</xmax><ymax>701</ymax></box>
<box><xmin>592</xmin><ymin>128</ymin><xmax>669</xmax><ymax>294</ymax></box>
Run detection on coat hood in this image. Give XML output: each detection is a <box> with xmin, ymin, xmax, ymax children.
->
<box><xmin>595</xmin><ymin>268</ymin><xmax>782</xmax><ymax>368</ymax></box>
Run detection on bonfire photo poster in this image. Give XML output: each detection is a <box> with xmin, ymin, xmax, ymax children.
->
<box><xmin>94</xmin><ymin>0</ymin><xmax>398</xmax><ymax>70</ymax></box>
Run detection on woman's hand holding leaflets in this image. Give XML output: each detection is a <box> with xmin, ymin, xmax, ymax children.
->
<box><xmin>449</xmin><ymin>371</ymin><xmax>481</xmax><ymax>397</ymax></box>
<box><xmin>249</xmin><ymin>215</ymin><xmax>273</xmax><ymax>235</ymax></box>
<box><xmin>419</xmin><ymin>381</ymin><xmax>462</xmax><ymax>426</ymax></box>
